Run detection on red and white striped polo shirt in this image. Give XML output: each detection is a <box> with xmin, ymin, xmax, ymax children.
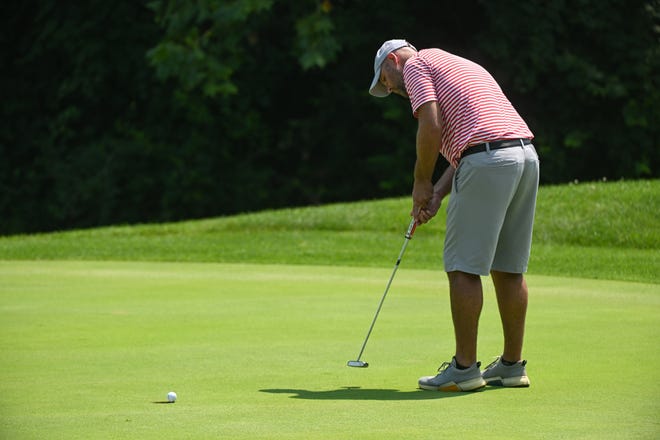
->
<box><xmin>403</xmin><ymin>49</ymin><xmax>533</xmax><ymax>167</ymax></box>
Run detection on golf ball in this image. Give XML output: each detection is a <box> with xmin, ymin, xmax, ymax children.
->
<box><xmin>167</xmin><ymin>391</ymin><xmax>177</xmax><ymax>403</ymax></box>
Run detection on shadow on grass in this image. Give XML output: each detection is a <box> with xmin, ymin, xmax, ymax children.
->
<box><xmin>260</xmin><ymin>386</ymin><xmax>492</xmax><ymax>401</ymax></box>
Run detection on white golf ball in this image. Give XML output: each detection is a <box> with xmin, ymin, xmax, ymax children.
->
<box><xmin>167</xmin><ymin>391</ymin><xmax>177</xmax><ymax>403</ymax></box>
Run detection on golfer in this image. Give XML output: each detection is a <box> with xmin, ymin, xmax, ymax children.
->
<box><xmin>369</xmin><ymin>39</ymin><xmax>539</xmax><ymax>391</ymax></box>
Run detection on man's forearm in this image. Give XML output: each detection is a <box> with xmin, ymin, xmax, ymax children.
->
<box><xmin>414</xmin><ymin>124</ymin><xmax>441</xmax><ymax>183</ymax></box>
<box><xmin>411</xmin><ymin>101</ymin><xmax>443</xmax><ymax>219</ymax></box>
<box><xmin>433</xmin><ymin>165</ymin><xmax>455</xmax><ymax>199</ymax></box>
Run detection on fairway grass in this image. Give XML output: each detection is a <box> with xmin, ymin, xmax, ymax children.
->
<box><xmin>1</xmin><ymin>261</ymin><xmax>658</xmax><ymax>439</ymax></box>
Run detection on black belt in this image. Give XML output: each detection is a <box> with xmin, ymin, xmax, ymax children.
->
<box><xmin>461</xmin><ymin>139</ymin><xmax>532</xmax><ymax>159</ymax></box>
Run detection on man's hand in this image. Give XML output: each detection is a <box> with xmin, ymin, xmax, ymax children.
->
<box><xmin>416</xmin><ymin>192</ymin><xmax>442</xmax><ymax>224</ymax></box>
<box><xmin>412</xmin><ymin>179</ymin><xmax>433</xmax><ymax>223</ymax></box>
<box><xmin>412</xmin><ymin>166</ymin><xmax>455</xmax><ymax>224</ymax></box>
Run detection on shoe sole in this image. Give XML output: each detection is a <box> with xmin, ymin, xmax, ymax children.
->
<box><xmin>419</xmin><ymin>377</ymin><xmax>486</xmax><ymax>392</ymax></box>
<box><xmin>484</xmin><ymin>375</ymin><xmax>530</xmax><ymax>387</ymax></box>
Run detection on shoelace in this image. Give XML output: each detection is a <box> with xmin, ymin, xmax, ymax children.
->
<box><xmin>436</xmin><ymin>361</ymin><xmax>452</xmax><ymax>373</ymax></box>
<box><xmin>483</xmin><ymin>356</ymin><xmax>502</xmax><ymax>370</ymax></box>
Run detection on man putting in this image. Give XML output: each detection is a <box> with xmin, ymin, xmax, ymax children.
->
<box><xmin>369</xmin><ymin>39</ymin><xmax>539</xmax><ymax>391</ymax></box>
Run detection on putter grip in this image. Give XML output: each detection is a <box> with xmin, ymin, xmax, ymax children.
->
<box><xmin>405</xmin><ymin>219</ymin><xmax>417</xmax><ymax>239</ymax></box>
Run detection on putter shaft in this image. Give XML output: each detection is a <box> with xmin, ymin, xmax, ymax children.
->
<box><xmin>349</xmin><ymin>219</ymin><xmax>417</xmax><ymax>367</ymax></box>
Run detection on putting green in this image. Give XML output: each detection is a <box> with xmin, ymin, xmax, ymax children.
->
<box><xmin>1</xmin><ymin>261</ymin><xmax>658</xmax><ymax>439</ymax></box>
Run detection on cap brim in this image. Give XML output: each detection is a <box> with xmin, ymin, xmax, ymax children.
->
<box><xmin>369</xmin><ymin>72</ymin><xmax>390</xmax><ymax>97</ymax></box>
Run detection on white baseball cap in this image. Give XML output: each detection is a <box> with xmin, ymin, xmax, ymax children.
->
<box><xmin>369</xmin><ymin>39</ymin><xmax>417</xmax><ymax>97</ymax></box>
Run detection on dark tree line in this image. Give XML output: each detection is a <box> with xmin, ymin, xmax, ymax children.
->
<box><xmin>1</xmin><ymin>0</ymin><xmax>658</xmax><ymax>234</ymax></box>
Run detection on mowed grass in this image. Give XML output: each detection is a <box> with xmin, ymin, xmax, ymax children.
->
<box><xmin>0</xmin><ymin>180</ymin><xmax>659</xmax><ymax>439</ymax></box>
<box><xmin>1</xmin><ymin>261</ymin><xmax>658</xmax><ymax>439</ymax></box>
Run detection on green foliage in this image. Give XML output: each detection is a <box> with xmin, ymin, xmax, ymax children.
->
<box><xmin>1</xmin><ymin>0</ymin><xmax>658</xmax><ymax>234</ymax></box>
<box><xmin>147</xmin><ymin>0</ymin><xmax>274</xmax><ymax>97</ymax></box>
<box><xmin>477</xmin><ymin>0</ymin><xmax>660</xmax><ymax>181</ymax></box>
<box><xmin>295</xmin><ymin>5</ymin><xmax>340</xmax><ymax>69</ymax></box>
<box><xmin>1</xmin><ymin>1</ymin><xmax>168</xmax><ymax>232</ymax></box>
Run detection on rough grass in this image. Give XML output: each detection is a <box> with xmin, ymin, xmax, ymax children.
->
<box><xmin>0</xmin><ymin>179</ymin><xmax>658</xmax><ymax>282</ymax></box>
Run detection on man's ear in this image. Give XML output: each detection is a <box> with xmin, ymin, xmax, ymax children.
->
<box><xmin>388</xmin><ymin>52</ymin><xmax>404</xmax><ymax>69</ymax></box>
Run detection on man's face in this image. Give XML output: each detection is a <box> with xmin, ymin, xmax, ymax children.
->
<box><xmin>380</xmin><ymin>57</ymin><xmax>408</xmax><ymax>98</ymax></box>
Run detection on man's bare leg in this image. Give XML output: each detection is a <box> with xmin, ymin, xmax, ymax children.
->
<box><xmin>490</xmin><ymin>271</ymin><xmax>528</xmax><ymax>362</ymax></box>
<box><xmin>447</xmin><ymin>271</ymin><xmax>483</xmax><ymax>367</ymax></box>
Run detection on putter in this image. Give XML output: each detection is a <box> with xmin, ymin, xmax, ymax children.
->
<box><xmin>347</xmin><ymin>218</ymin><xmax>418</xmax><ymax>368</ymax></box>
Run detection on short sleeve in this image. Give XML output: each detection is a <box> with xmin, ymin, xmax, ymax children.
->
<box><xmin>403</xmin><ymin>58</ymin><xmax>437</xmax><ymax>118</ymax></box>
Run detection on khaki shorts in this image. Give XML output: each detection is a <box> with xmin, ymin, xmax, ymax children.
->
<box><xmin>444</xmin><ymin>143</ymin><xmax>540</xmax><ymax>275</ymax></box>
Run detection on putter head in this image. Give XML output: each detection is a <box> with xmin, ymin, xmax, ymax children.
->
<box><xmin>347</xmin><ymin>360</ymin><xmax>369</xmax><ymax>368</ymax></box>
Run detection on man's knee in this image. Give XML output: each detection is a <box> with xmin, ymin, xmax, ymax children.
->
<box><xmin>447</xmin><ymin>271</ymin><xmax>481</xmax><ymax>292</ymax></box>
